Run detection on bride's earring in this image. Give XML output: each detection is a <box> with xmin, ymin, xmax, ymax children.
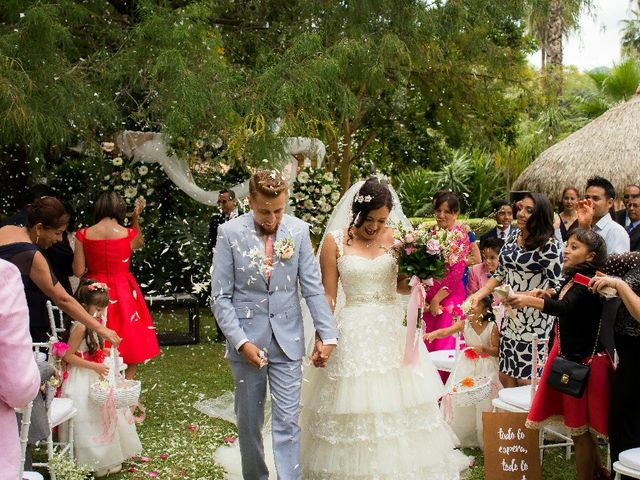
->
<box><xmin>35</xmin><ymin>234</ymin><xmax>40</xmax><ymax>245</ymax></box>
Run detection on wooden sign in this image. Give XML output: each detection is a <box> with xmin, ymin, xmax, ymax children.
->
<box><xmin>482</xmin><ymin>411</ymin><xmax>541</xmax><ymax>480</ymax></box>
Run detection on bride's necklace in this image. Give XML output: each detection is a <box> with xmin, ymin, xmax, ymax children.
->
<box><xmin>351</xmin><ymin>228</ymin><xmax>380</xmax><ymax>249</ymax></box>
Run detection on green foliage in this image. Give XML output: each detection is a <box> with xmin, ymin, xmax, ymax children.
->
<box><xmin>396</xmin><ymin>168</ymin><xmax>438</xmax><ymax>217</ymax></box>
<box><xmin>397</xmin><ymin>149</ymin><xmax>504</xmax><ymax>219</ymax></box>
<box><xmin>622</xmin><ymin>2</ymin><xmax>640</xmax><ymax>56</ymax></box>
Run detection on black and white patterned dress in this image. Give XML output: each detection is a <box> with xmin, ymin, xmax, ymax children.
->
<box><xmin>493</xmin><ymin>230</ymin><xmax>563</xmax><ymax>379</ymax></box>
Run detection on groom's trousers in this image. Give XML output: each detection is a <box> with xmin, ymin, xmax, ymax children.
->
<box><xmin>230</xmin><ymin>335</ymin><xmax>303</xmax><ymax>480</ymax></box>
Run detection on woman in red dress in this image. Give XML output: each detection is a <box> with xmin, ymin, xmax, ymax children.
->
<box><xmin>73</xmin><ymin>193</ymin><xmax>159</xmax><ymax>379</ymax></box>
<box><xmin>508</xmin><ymin>228</ymin><xmax>613</xmax><ymax>480</ymax></box>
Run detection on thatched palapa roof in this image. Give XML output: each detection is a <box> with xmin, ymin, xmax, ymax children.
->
<box><xmin>512</xmin><ymin>94</ymin><xmax>640</xmax><ymax>204</ymax></box>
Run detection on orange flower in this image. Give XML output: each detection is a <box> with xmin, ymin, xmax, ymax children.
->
<box><xmin>460</xmin><ymin>377</ymin><xmax>475</xmax><ymax>388</ymax></box>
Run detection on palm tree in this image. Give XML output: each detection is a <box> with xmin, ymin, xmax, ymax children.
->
<box><xmin>621</xmin><ymin>2</ymin><xmax>640</xmax><ymax>56</ymax></box>
<box><xmin>528</xmin><ymin>0</ymin><xmax>595</xmax><ymax>98</ymax></box>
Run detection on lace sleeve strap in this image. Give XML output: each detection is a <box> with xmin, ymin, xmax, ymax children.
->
<box><xmin>330</xmin><ymin>229</ymin><xmax>344</xmax><ymax>257</ymax></box>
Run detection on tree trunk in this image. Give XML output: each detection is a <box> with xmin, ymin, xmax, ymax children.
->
<box><xmin>545</xmin><ymin>0</ymin><xmax>564</xmax><ymax>99</ymax></box>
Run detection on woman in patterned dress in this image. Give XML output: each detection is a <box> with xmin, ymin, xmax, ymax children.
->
<box><xmin>471</xmin><ymin>193</ymin><xmax>563</xmax><ymax>387</ymax></box>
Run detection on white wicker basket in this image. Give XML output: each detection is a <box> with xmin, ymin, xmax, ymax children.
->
<box><xmin>451</xmin><ymin>375</ymin><xmax>491</xmax><ymax>407</ymax></box>
<box><xmin>90</xmin><ymin>349</ymin><xmax>140</xmax><ymax>409</ymax></box>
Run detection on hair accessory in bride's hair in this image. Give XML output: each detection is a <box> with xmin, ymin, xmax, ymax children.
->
<box><xmin>354</xmin><ymin>194</ymin><xmax>373</xmax><ymax>204</ymax></box>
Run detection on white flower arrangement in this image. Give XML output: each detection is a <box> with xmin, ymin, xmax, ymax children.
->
<box><xmin>290</xmin><ymin>166</ymin><xmax>342</xmax><ymax>240</ymax></box>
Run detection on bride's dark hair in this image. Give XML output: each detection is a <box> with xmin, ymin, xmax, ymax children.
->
<box><xmin>347</xmin><ymin>177</ymin><xmax>394</xmax><ymax>244</ymax></box>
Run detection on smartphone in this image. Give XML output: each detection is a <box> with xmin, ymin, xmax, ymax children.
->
<box><xmin>573</xmin><ymin>273</ymin><xmax>591</xmax><ymax>287</ymax></box>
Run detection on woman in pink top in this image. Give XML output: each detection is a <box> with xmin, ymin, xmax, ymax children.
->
<box><xmin>0</xmin><ymin>259</ymin><xmax>40</xmax><ymax>479</ymax></box>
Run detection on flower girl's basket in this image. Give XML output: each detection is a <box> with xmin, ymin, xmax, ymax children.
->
<box><xmin>90</xmin><ymin>349</ymin><xmax>140</xmax><ymax>408</ymax></box>
<box><xmin>445</xmin><ymin>348</ymin><xmax>492</xmax><ymax>408</ymax></box>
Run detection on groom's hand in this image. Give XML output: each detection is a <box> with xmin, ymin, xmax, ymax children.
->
<box><xmin>239</xmin><ymin>342</ymin><xmax>266</xmax><ymax>368</ymax></box>
<box><xmin>311</xmin><ymin>340</ymin><xmax>335</xmax><ymax>368</ymax></box>
<box><xmin>317</xmin><ymin>344</ymin><xmax>335</xmax><ymax>368</ymax></box>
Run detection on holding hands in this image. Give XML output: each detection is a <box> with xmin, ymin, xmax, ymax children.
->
<box><xmin>311</xmin><ymin>333</ymin><xmax>335</xmax><ymax>368</ymax></box>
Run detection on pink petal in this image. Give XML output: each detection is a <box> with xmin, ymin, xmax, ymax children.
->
<box><xmin>187</xmin><ymin>424</ymin><xmax>198</xmax><ymax>431</ymax></box>
<box><xmin>128</xmin><ymin>467</ymin><xmax>137</xmax><ymax>473</ymax></box>
<box><xmin>158</xmin><ymin>453</ymin><xmax>169</xmax><ymax>459</ymax></box>
<box><xmin>140</xmin><ymin>456</ymin><xmax>150</xmax><ymax>462</ymax></box>
<box><xmin>148</xmin><ymin>472</ymin><xmax>158</xmax><ymax>477</ymax></box>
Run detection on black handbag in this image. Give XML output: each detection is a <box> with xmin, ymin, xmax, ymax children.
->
<box><xmin>545</xmin><ymin>279</ymin><xmax>602</xmax><ymax>398</ymax></box>
<box><xmin>546</xmin><ymin>355</ymin><xmax>591</xmax><ymax>398</ymax></box>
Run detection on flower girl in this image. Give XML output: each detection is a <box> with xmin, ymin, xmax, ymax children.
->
<box><xmin>425</xmin><ymin>295</ymin><xmax>501</xmax><ymax>448</ymax></box>
<box><xmin>60</xmin><ymin>280</ymin><xmax>141</xmax><ymax>476</ymax></box>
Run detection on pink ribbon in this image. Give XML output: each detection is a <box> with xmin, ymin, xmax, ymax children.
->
<box><xmin>94</xmin><ymin>386</ymin><xmax>117</xmax><ymax>444</ymax></box>
<box><xmin>403</xmin><ymin>276</ymin><xmax>429</xmax><ymax>365</ymax></box>
<box><xmin>441</xmin><ymin>392</ymin><xmax>454</xmax><ymax>423</ymax></box>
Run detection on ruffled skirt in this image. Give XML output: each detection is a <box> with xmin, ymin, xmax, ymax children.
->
<box><xmin>300</xmin><ymin>302</ymin><xmax>469</xmax><ymax>479</ymax></box>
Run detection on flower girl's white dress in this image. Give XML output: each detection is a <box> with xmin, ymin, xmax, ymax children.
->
<box><xmin>59</xmin><ymin>333</ymin><xmax>141</xmax><ymax>471</ymax></box>
<box><xmin>300</xmin><ymin>230</ymin><xmax>469</xmax><ymax>479</ymax></box>
<box><xmin>442</xmin><ymin>320</ymin><xmax>501</xmax><ymax>449</ymax></box>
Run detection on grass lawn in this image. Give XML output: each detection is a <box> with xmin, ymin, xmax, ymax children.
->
<box><xmin>39</xmin><ymin>309</ymin><xmax>605</xmax><ymax>479</ymax></box>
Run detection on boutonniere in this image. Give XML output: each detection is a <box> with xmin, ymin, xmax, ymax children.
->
<box><xmin>274</xmin><ymin>236</ymin><xmax>295</xmax><ymax>260</ymax></box>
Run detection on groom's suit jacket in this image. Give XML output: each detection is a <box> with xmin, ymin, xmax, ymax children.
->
<box><xmin>211</xmin><ymin>212</ymin><xmax>336</xmax><ymax>362</ymax></box>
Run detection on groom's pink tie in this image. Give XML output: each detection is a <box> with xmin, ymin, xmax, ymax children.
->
<box><xmin>265</xmin><ymin>234</ymin><xmax>274</xmax><ymax>281</ymax></box>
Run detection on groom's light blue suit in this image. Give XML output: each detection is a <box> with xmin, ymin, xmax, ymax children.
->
<box><xmin>211</xmin><ymin>212</ymin><xmax>337</xmax><ymax>480</ymax></box>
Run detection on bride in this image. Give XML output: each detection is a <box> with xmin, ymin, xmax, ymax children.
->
<box><xmin>200</xmin><ymin>177</ymin><xmax>468</xmax><ymax>479</ymax></box>
<box><xmin>299</xmin><ymin>176</ymin><xmax>468</xmax><ymax>479</ymax></box>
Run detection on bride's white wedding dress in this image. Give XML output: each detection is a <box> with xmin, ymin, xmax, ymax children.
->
<box><xmin>299</xmin><ymin>230</ymin><xmax>468</xmax><ymax>479</ymax></box>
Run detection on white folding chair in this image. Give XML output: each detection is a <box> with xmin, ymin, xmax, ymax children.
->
<box><xmin>429</xmin><ymin>332</ymin><xmax>462</xmax><ymax>372</ymax></box>
<box><xmin>30</xmin><ymin>341</ymin><xmax>77</xmax><ymax>480</ymax></box>
<box><xmin>18</xmin><ymin>401</ymin><xmax>45</xmax><ymax>480</ymax></box>
<box><xmin>614</xmin><ymin>448</ymin><xmax>640</xmax><ymax>479</ymax></box>
<box><xmin>46</xmin><ymin>300</ymin><xmax>66</xmax><ymax>339</ymax></box>
<box><xmin>492</xmin><ymin>337</ymin><xmax>573</xmax><ymax>461</ymax></box>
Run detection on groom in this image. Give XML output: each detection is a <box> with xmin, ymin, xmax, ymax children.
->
<box><xmin>211</xmin><ymin>170</ymin><xmax>337</xmax><ymax>480</ymax></box>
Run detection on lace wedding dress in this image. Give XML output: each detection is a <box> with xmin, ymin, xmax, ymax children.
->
<box><xmin>299</xmin><ymin>230</ymin><xmax>468</xmax><ymax>479</ymax></box>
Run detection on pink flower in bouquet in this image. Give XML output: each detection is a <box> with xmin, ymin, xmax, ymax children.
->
<box><xmin>425</xmin><ymin>239</ymin><xmax>441</xmax><ymax>255</ymax></box>
<box><xmin>51</xmin><ymin>341</ymin><xmax>69</xmax><ymax>358</ymax></box>
<box><xmin>405</xmin><ymin>246</ymin><xmax>415</xmax><ymax>255</ymax></box>
<box><xmin>404</xmin><ymin>233</ymin><xmax>416</xmax><ymax>244</ymax></box>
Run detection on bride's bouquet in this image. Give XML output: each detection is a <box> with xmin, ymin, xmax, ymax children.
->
<box><xmin>392</xmin><ymin>222</ymin><xmax>469</xmax><ymax>281</ymax></box>
<box><xmin>393</xmin><ymin>222</ymin><xmax>470</xmax><ymax>367</ymax></box>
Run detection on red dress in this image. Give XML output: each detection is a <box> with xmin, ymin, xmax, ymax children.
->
<box><xmin>76</xmin><ymin>228</ymin><xmax>160</xmax><ymax>364</ymax></box>
<box><xmin>526</xmin><ymin>340</ymin><xmax>613</xmax><ymax>437</ymax></box>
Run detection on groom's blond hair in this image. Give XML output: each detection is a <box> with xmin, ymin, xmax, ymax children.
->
<box><xmin>249</xmin><ymin>170</ymin><xmax>288</xmax><ymax>198</ymax></box>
